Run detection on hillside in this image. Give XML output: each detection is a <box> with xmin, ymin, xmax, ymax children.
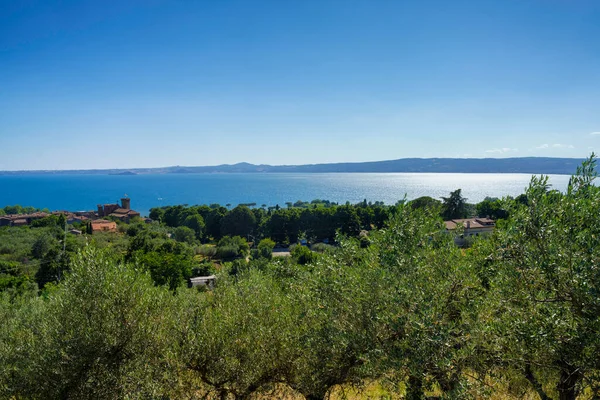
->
<box><xmin>0</xmin><ymin>157</ymin><xmax>584</xmax><ymax>175</ymax></box>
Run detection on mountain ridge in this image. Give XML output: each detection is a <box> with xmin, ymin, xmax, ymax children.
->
<box><xmin>0</xmin><ymin>157</ymin><xmax>586</xmax><ymax>175</ymax></box>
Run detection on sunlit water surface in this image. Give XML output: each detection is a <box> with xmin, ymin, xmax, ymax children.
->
<box><xmin>0</xmin><ymin>173</ymin><xmax>571</xmax><ymax>215</ymax></box>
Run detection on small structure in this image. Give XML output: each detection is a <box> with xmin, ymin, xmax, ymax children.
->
<box><xmin>445</xmin><ymin>218</ymin><xmax>495</xmax><ymax>245</ymax></box>
<box><xmin>189</xmin><ymin>275</ymin><xmax>216</xmax><ymax>289</ymax></box>
<box><xmin>12</xmin><ymin>219</ymin><xmax>28</xmax><ymax>226</ymax></box>
<box><xmin>90</xmin><ymin>220</ymin><xmax>118</xmax><ymax>234</ymax></box>
<box><xmin>69</xmin><ymin>229</ymin><xmax>82</xmax><ymax>235</ymax></box>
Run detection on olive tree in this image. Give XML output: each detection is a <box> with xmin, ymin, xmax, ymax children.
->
<box><xmin>179</xmin><ymin>270</ymin><xmax>302</xmax><ymax>399</ymax></box>
<box><xmin>0</xmin><ymin>247</ymin><xmax>179</xmax><ymax>399</ymax></box>
<box><xmin>376</xmin><ymin>204</ymin><xmax>485</xmax><ymax>399</ymax></box>
<box><xmin>482</xmin><ymin>155</ymin><xmax>600</xmax><ymax>400</ymax></box>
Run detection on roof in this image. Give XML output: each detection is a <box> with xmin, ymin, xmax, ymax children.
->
<box><xmin>110</xmin><ymin>208</ymin><xmax>140</xmax><ymax>216</ymax></box>
<box><xmin>91</xmin><ymin>219</ymin><xmax>115</xmax><ymax>224</ymax></box>
<box><xmin>91</xmin><ymin>220</ymin><xmax>117</xmax><ymax>228</ymax></box>
<box><xmin>445</xmin><ymin>218</ymin><xmax>495</xmax><ymax>230</ymax></box>
<box><xmin>91</xmin><ymin>220</ymin><xmax>117</xmax><ymax>232</ymax></box>
<box><xmin>111</xmin><ymin>208</ymin><xmax>130</xmax><ymax>214</ymax></box>
<box><xmin>5</xmin><ymin>212</ymin><xmax>49</xmax><ymax>220</ymax></box>
<box><xmin>190</xmin><ymin>275</ymin><xmax>216</xmax><ymax>282</ymax></box>
<box><xmin>190</xmin><ymin>276</ymin><xmax>216</xmax><ymax>286</ymax></box>
<box><xmin>109</xmin><ymin>213</ymin><xmax>127</xmax><ymax>219</ymax></box>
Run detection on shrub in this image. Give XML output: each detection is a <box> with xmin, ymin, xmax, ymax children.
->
<box><xmin>228</xmin><ymin>258</ymin><xmax>249</xmax><ymax>276</ymax></box>
<box><xmin>256</xmin><ymin>238</ymin><xmax>275</xmax><ymax>259</ymax></box>
<box><xmin>216</xmin><ymin>245</ymin><xmax>240</xmax><ymax>261</ymax></box>
<box><xmin>216</xmin><ymin>236</ymin><xmax>249</xmax><ymax>260</ymax></box>
<box><xmin>310</xmin><ymin>242</ymin><xmax>334</xmax><ymax>253</ymax></box>
<box><xmin>173</xmin><ymin>226</ymin><xmax>197</xmax><ymax>245</ymax></box>
<box><xmin>196</xmin><ymin>244</ymin><xmax>217</xmax><ymax>258</ymax></box>
<box><xmin>192</xmin><ymin>259</ymin><xmax>215</xmax><ymax>276</ymax></box>
<box><xmin>291</xmin><ymin>245</ymin><xmax>315</xmax><ymax>265</ymax></box>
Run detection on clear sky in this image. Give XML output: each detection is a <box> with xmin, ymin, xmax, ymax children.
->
<box><xmin>1</xmin><ymin>0</ymin><xmax>600</xmax><ymax>170</ymax></box>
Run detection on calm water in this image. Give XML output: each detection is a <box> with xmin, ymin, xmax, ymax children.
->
<box><xmin>0</xmin><ymin>173</ymin><xmax>571</xmax><ymax>216</ymax></box>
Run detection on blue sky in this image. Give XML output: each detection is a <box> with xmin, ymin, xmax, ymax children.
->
<box><xmin>1</xmin><ymin>0</ymin><xmax>599</xmax><ymax>170</ymax></box>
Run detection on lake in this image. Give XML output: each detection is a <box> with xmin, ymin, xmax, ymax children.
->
<box><xmin>0</xmin><ymin>173</ymin><xmax>572</xmax><ymax>216</ymax></box>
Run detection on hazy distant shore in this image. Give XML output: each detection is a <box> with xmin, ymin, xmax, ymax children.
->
<box><xmin>0</xmin><ymin>157</ymin><xmax>585</xmax><ymax>176</ymax></box>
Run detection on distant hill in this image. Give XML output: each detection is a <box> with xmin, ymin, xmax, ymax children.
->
<box><xmin>108</xmin><ymin>171</ymin><xmax>137</xmax><ymax>176</ymax></box>
<box><xmin>0</xmin><ymin>157</ymin><xmax>585</xmax><ymax>175</ymax></box>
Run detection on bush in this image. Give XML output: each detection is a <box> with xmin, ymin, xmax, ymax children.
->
<box><xmin>228</xmin><ymin>258</ymin><xmax>249</xmax><ymax>276</ymax></box>
<box><xmin>173</xmin><ymin>226</ymin><xmax>197</xmax><ymax>245</ymax></box>
<box><xmin>291</xmin><ymin>245</ymin><xmax>316</xmax><ymax>265</ymax></box>
<box><xmin>256</xmin><ymin>238</ymin><xmax>275</xmax><ymax>259</ymax></box>
<box><xmin>310</xmin><ymin>242</ymin><xmax>334</xmax><ymax>253</ymax></box>
<box><xmin>126</xmin><ymin>223</ymin><xmax>146</xmax><ymax>237</ymax></box>
<box><xmin>216</xmin><ymin>236</ymin><xmax>249</xmax><ymax>260</ymax></box>
<box><xmin>196</xmin><ymin>244</ymin><xmax>217</xmax><ymax>258</ymax></box>
<box><xmin>192</xmin><ymin>259</ymin><xmax>215</xmax><ymax>276</ymax></box>
<box><xmin>216</xmin><ymin>245</ymin><xmax>240</xmax><ymax>261</ymax></box>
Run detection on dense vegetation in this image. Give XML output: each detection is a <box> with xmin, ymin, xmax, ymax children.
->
<box><xmin>0</xmin><ymin>205</ymin><xmax>48</xmax><ymax>215</ymax></box>
<box><xmin>1</xmin><ymin>157</ymin><xmax>599</xmax><ymax>399</ymax></box>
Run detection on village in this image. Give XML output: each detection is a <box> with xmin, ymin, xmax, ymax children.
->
<box><xmin>0</xmin><ymin>197</ymin><xmax>150</xmax><ymax>234</ymax></box>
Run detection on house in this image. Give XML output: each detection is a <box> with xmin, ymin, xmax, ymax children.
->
<box><xmin>90</xmin><ymin>220</ymin><xmax>118</xmax><ymax>234</ymax></box>
<box><xmin>189</xmin><ymin>275</ymin><xmax>216</xmax><ymax>289</ymax></box>
<box><xmin>444</xmin><ymin>217</ymin><xmax>495</xmax><ymax>237</ymax></box>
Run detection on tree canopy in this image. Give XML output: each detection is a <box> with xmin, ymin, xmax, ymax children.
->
<box><xmin>441</xmin><ymin>188</ymin><xmax>468</xmax><ymax>219</ymax></box>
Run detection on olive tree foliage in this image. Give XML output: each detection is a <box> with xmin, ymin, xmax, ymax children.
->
<box><xmin>0</xmin><ymin>247</ymin><xmax>180</xmax><ymax>400</ymax></box>
<box><xmin>177</xmin><ymin>235</ymin><xmax>393</xmax><ymax>400</ymax></box>
<box><xmin>178</xmin><ymin>271</ymin><xmax>304</xmax><ymax>399</ymax></box>
<box><xmin>480</xmin><ymin>154</ymin><xmax>600</xmax><ymax>400</ymax></box>
<box><xmin>285</xmin><ymin>239</ymin><xmax>392</xmax><ymax>400</ymax></box>
<box><xmin>375</xmin><ymin>204</ymin><xmax>486</xmax><ymax>399</ymax></box>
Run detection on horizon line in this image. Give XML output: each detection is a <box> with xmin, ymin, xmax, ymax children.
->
<box><xmin>0</xmin><ymin>155</ymin><xmax>587</xmax><ymax>173</ymax></box>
